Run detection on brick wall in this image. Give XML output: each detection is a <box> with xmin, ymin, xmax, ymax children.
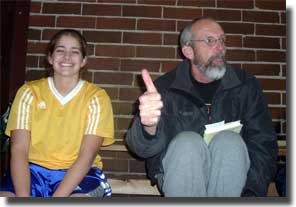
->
<box><xmin>26</xmin><ymin>0</ymin><xmax>286</xmax><ymax>179</ymax></box>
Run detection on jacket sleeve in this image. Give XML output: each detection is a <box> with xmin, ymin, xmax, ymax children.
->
<box><xmin>125</xmin><ymin>115</ymin><xmax>169</xmax><ymax>159</ymax></box>
<box><xmin>241</xmin><ymin>78</ymin><xmax>278</xmax><ymax>196</ymax></box>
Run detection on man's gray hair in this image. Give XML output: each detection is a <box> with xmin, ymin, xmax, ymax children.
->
<box><xmin>179</xmin><ymin>17</ymin><xmax>217</xmax><ymax>48</ymax></box>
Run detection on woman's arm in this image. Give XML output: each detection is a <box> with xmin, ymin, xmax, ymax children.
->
<box><xmin>52</xmin><ymin>135</ymin><xmax>103</xmax><ymax>197</ymax></box>
<box><xmin>10</xmin><ymin>130</ymin><xmax>31</xmax><ymax>197</ymax></box>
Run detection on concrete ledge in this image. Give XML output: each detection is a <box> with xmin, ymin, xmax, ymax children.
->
<box><xmin>108</xmin><ymin>178</ymin><xmax>278</xmax><ymax>196</ymax></box>
<box><xmin>108</xmin><ymin>178</ymin><xmax>160</xmax><ymax>195</ymax></box>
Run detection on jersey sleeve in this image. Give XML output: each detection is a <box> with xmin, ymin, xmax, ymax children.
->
<box><xmin>84</xmin><ymin>89</ymin><xmax>114</xmax><ymax>146</ymax></box>
<box><xmin>5</xmin><ymin>84</ymin><xmax>34</xmax><ymax>137</ymax></box>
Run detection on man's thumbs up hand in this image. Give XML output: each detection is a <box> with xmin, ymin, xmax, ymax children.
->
<box><xmin>139</xmin><ymin>69</ymin><xmax>163</xmax><ymax>135</ymax></box>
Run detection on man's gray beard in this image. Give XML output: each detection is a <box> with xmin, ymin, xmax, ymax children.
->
<box><xmin>203</xmin><ymin>64</ymin><xmax>226</xmax><ymax>80</ymax></box>
<box><xmin>193</xmin><ymin>57</ymin><xmax>226</xmax><ymax>80</ymax></box>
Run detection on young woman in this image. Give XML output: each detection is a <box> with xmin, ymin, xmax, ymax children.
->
<box><xmin>0</xmin><ymin>29</ymin><xmax>114</xmax><ymax>197</ymax></box>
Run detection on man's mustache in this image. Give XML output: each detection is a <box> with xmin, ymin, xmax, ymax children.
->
<box><xmin>207</xmin><ymin>53</ymin><xmax>225</xmax><ymax>65</ymax></box>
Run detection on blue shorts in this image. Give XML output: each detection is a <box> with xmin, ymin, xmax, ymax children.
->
<box><xmin>0</xmin><ymin>163</ymin><xmax>112</xmax><ymax>197</ymax></box>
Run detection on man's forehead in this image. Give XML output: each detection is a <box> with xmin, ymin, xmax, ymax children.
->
<box><xmin>192</xmin><ymin>20</ymin><xmax>224</xmax><ymax>36</ymax></box>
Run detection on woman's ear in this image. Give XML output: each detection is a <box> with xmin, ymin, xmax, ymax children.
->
<box><xmin>47</xmin><ymin>54</ymin><xmax>53</xmax><ymax>65</ymax></box>
<box><xmin>80</xmin><ymin>57</ymin><xmax>87</xmax><ymax>68</ymax></box>
<box><xmin>182</xmin><ymin>46</ymin><xmax>194</xmax><ymax>60</ymax></box>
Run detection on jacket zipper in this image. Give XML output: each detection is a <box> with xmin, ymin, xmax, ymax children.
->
<box><xmin>206</xmin><ymin>103</ymin><xmax>212</xmax><ymax>122</ymax></box>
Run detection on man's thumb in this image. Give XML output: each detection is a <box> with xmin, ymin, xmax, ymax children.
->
<box><xmin>142</xmin><ymin>69</ymin><xmax>157</xmax><ymax>93</ymax></box>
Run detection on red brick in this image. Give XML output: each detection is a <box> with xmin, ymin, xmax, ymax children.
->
<box><xmin>244</xmin><ymin>37</ymin><xmax>280</xmax><ymax>49</ymax></box>
<box><xmin>94</xmin><ymin>72</ymin><xmax>133</xmax><ymax>85</ymax></box>
<box><xmin>57</xmin><ymin>16</ymin><xmax>95</xmax><ymax>28</ymax></box>
<box><xmin>282</xmin><ymin>93</ymin><xmax>286</xmax><ymax>105</ymax></box>
<box><xmin>87</xmin><ymin>45</ymin><xmax>95</xmax><ymax>56</ymax></box>
<box><xmin>164</xmin><ymin>33</ymin><xmax>179</xmax><ymax>46</ymax></box>
<box><xmin>97</xmin><ymin>0</ymin><xmax>136</xmax><ymax>3</ymax></box>
<box><xmin>25</xmin><ymin>69</ymin><xmax>48</xmax><ymax>81</ymax></box>
<box><xmin>138</xmin><ymin>0</ymin><xmax>176</xmax><ymax>5</ymax></box>
<box><xmin>42</xmin><ymin>29</ymin><xmax>59</xmax><ymax>40</ymax></box>
<box><xmin>83</xmin><ymin>4</ymin><xmax>122</xmax><ymax>16</ymax></box>
<box><xmin>136</xmin><ymin>46</ymin><xmax>175</xmax><ymax>59</ymax></box>
<box><xmin>95</xmin><ymin>45</ymin><xmax>135</xmax><ymax>58</ymax></box>
<box><xmin>28</xmin><ymin>29</ymin><xmax>41</xmax><ymax>40</ymax></box>
<box><xmin>27</xmin><ymin>42</ymin><xmax>48</xmax><ymax>54</ymax></box>
<box><xmin>117</xmin><ymin>151</ymin><xmax>134</xmax><ymax>160</ymax></box>
<box><xmin>101</xmin><ymin>87</ymin><xmax>119</xmax><ymax>100</ymax></box>
<box><xmin>119</xmin><ymin>88</ymin><xmax>142</xmax><ymax>101</ymax></box>
<box><xmin>100</xmin><ymin>150</ymin><xmax>117</xmax><ymax>159</ymax></box>
<box><xmin>226</xmin><ymin>35</ymin><xmax>242</xmax><ymax>47</ymax></box>
<box><xmin>217</xmin><ymin>0</ymin><xmax>254</xmax><ymax>9</ymax></box>
<box><xmin>281</xmin><ymin>38</ymin><xmax>287</xmax><ymax>49</ymax></box>
<box><xmin>226</xmin><ymin>49</ymin><xmax>255</xmax><ymax>61</ymax></box>
<box><xmin>243</xmin><ymin>64</ymin><xmax>281</xmax><ymax>76</ymax></box>
<box><xmin>282</xmin><ymin>65</ymin><xmax>286</xmax><ymax>77</ymax></box>
<box><xmin>269</xmin><ymin>107</ymin><xmax>286</xmax><ymax>119</ymax></box>
<box><xmin>178</xmin><ymin>0</ymin><xmax>215</xmax><ymax>7</ymax></box>
<box><xmin>80</xmin><ymin>70</ymin><xmax>93</xmax><ymax>82</ymax></box>
<box><xmin>256</xmin><ymin>24</ymin><xmax>286</xmax><ymax>36</ymax></box>
<box><xmin>134</xmin><ymin>73</ymin><xmax>161</xmax><ymax>88</ymax></box>
<box><xmin>123</xmin><ymin>32</ymin><xmax>162</xmax><ymax>45</ymax></box>
<box><xmin>83</xmin><ymin>31</ymin><xmax>121</xmax><ymax>43</ymax></box>
<box><xmin>29</xmin><ymin>15</ymin><xmax>55</xmax><ymax>27</ymax></box>
<box><xmin>112</xmin><ymin>102</ymin><xmax>136</xmax><ymax>116</ymax></box>
<box><xmin>243</xmin><ymin>11</ymin><xmax>279</xmax><ymax>23</ymax></box>
<box><xmin>121</xmin><ymin>59</ymin><xmax>160</xmax><ymax>72</ymax></box>
<box><xmin>116</xmin><ymin>117</ymin><xmax>133</xmax><ymax>130</ymax></box>
<box><xmin>123</xmin><ymin>5</ymin><xmax>161</xmax><ymax>18</ymax></box>
<box><xmin>26</xmin><ymin>55</ymin><xmax>39</xmax><ymax>68</ymax></box>
<box><xmin>255</xmin><ymin>0</ymin><xmax>285</xmax><ymax>10</ymax></box>
<box><xmin>97</xmin><ymin>17</ymin><xmax>136</xmax><ymax>30</ymax></box>
<box><xmin>129</xmin><ymin>159</ymin><xmax>146</xmax><ymax>173</ymax></box>
<box><xmin>264</xmin><ymin>92</ymin><xmax>281</xmax><ymax>105</ymax></box>
<box><xmin>229</xmin><ymin>63</ymin><xmax>242</xmax><ymax>69</ymax></box>
<box><xmin>62</xmin><ymin>0</ymin><xmax>96</xmax><ymax>2</ymax></box>
<box><xmin>203</xmin><ymin>9</ymin><xmax>241</xmax><ymax>21</ymax></box>
<box><xmin>161</xmin><ymin>61</ymin><xmax>181</xmax><ymax>73</ymax></box>
<box><xmin>281</xmin><ymin>12</ymin><xmax>286</xmax><ymax>24</ymax></box>
<box><xmin>282</xmin><ymin>120</ymin><xmax>286</xmax><ymax>133</ymax></box>
<box><xmin>138</xmin><ymin>19</ymin><xmax>176</xmax><ymax>32</ymax></box>
<box><xmin>114</xmin><ymin>132</ymin><xmax>127</xmax><ymax>142</ymax></box>
<box><xmin>163</xmin><ymin>7</ymin><xmax>202</xmax><ymax>20</ymax></box>
<box><xmin>177</xmin><ymin>20</ymin><xmax>192</xmax><ymax>32</ymax></box>
<box><xmin>102</xmin><ymin>159</ymin><xmax>128</xmax><ymax>172</ymax></box>
<box><xmin>39</xmin><ymin>56</ymin><xmax>48</xmax><ymax>68</ymax></box>
<box><xmin>257</xmin><ymin>51</ymin><xmax>286</xmax><ymax>63</ymax></box>
<box><xmin>30</xmin><ymin>2</ymin><xmax>41</xmax><ymax>13</ymax></box>
<box><xmin>43</xmin><ymin>2</ymin><xmax>81</xmax><ymax>14</ymax></box>
<box><xmin>220</xmin><ymin>22</ymin><xmax>254</xmax><ymax>35</ymax></box>
<box><xmin>259</xmin><ymin>79</ymin><xmax>286</xmax><ymax>91</ymax></box>
<box><xmin>87</xmin><ymin>57</ymin><xmax>120</xmax><ymax>71</ymax></box>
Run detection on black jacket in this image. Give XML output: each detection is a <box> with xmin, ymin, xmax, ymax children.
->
<box><xmin>126</xmin><ymin>59</ymin><xmax>278</xmax><ymax>196</ymax></box>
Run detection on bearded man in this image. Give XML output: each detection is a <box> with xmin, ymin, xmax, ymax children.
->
<box><xmin>126</xmin><ymin>17</ymin><xmax>278</xmax><ymax>197</ymax></box>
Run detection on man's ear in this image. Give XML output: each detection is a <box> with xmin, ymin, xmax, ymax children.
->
<box><xmin>182</xmin><ymin>46</ymin><xmax>194</xmax><ymax>60</ymax></box>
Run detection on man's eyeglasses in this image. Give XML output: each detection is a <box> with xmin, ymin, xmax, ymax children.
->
<box><xmin>190</xmin><ymin>36</ymin><xmax>226</xmax><ymax>47</ymax></box>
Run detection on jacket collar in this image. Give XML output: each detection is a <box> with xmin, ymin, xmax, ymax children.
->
<box><xmin>170</xmin><ymin>59</ymin><xmax>242</xmax><ymax>94</ymax></box>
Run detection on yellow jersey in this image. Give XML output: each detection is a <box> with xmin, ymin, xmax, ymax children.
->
<box><xmin>5</xmin><ymin>77</ymin><xmax>114</xmax><ymax>169</ymax></box>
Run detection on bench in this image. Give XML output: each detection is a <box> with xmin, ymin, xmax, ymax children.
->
<box><xmin>102</xmin><ymin>141</ymin><xmax>286</xmax><ymax>197</ymax></box>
